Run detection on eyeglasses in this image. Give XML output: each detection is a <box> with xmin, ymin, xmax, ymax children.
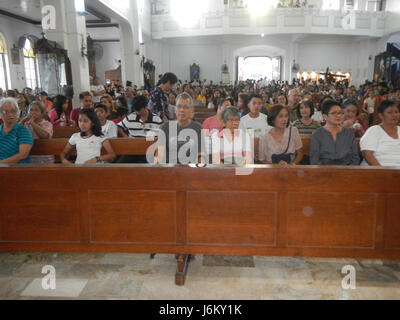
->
<box><xmin>1</xmin><ymin>110</ymin><xmax>18</xmax><ymax>115</ymax></box>
<box><xmin>328</xmin><ymin>111</ymin><xmax>344</xmax><ymax>116</ymax></box>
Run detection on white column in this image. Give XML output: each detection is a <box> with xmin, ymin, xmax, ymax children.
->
<box><xmin>120</xmin><ymin>0</ymin><xmax>143</xmax><ymax>87</ymax></box>
<box><xmin>41</xmin><ymin>0</ymin><xmax>90</xmax><ymax>106</ymax></box>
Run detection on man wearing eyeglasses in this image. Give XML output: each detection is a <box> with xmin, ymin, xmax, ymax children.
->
<box><xmin>156</xmin><ymin>93</ymin><xmax>206</xmax><ymax>164</ymax></box>
<box><xmin>0</xmin><ymin>98</ymin><xmax>33</xmax><ymax>164</ymax></box>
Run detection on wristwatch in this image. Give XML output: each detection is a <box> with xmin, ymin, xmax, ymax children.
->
<box><xmin>96</xmin><ymin>156</ymin><xmax>101</xmax><ymax>163</ymax></box>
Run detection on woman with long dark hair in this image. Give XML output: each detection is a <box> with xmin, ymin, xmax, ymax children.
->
<box><xmin>48</xmin><ymin>95</ymin><xmax>74</xmax><ymax>127</ymax></box>
<box><xmin>60</xmin><ymin>109</ymin><xmax>116</xmax><ymax>164</ymax></box>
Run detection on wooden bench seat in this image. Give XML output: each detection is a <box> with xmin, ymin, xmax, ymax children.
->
<box><xmin>31</xmin><ymin>137</ymin><xmax>361</xmax><ymax>163</ymax></box>
<box><xmin>0</xmin><ymin>165</ymin><xmax>399</xmax><ymax>286</ymax></box>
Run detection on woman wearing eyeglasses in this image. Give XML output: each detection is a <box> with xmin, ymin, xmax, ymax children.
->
<box><xmin>310</xmin><ymin>100</ymin><xmax>360</xmax><ymax>166</ymax></box>
<box><xmin>0</xmin><ymin>98</ymin><xmax>33</xmax><ymax>164</ymax></box>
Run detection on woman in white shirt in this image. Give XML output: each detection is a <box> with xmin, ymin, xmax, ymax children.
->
<box><xmin>360</xmin><ymin>100</ymin><xmax>400</xmax><ymax>166</ymax></box>
<box><xmin>60</xmin><ymin>109</ymin><xmax>116</xmax><ymax>164</ymax></box>
<box><xmin>211</xmin><ymin>107</ymin><xmax>252</xmax><ymax>165</ymax></box>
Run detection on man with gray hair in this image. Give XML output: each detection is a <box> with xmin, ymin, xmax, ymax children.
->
<box><xmin>288</xmin><ymin>88</ymin><xmax>301</xmax><ymax>123</ymax></box>
<box><xmin>156</xmin><ymin>92</ymin><xmax>206</xmax><ymax>164</ymax></box>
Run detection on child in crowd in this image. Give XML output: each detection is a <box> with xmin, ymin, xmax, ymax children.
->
<box><xmin>60</xmin><ymin>108</ymin><xmax>116</xmax><ymax>164</ymax></box>
<box><xmin>94</xmin><ymin>104</ymin><xmax>118</xmax><ymax>138</ymax></box>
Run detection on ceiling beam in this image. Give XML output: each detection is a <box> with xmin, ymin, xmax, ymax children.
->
<box><xmin>93</xmin><ymin>39</ymin><xmax>120</xmax><ymax>43</ymax></box>
<box><xmin>86</xmin><ymin>23</ymin><xmax>119</xmax><ymax>28</ymax></box>
<box><xmin>0</xmin><ymin>9</ymin><xmax>41</xmax><ymax>25</ymax></box>
<box><xmin>85</xmin><ymin>5</ymin><xmax>111</xmax><ymax>23</ymax></box>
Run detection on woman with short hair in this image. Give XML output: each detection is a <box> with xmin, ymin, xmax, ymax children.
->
<box><xmin>310</xmin><ymin>100</ymin><xmax>360</xmax><ymax>166</ymax></box>
<box><xmin>292</xmin><ymin>99</ymin><xmax>320</xmax><ymax>137</ymax></box>
<box><xmin>211</xmin><ymin>107</ymin><xmax>252</xmax><ymax>165</ymax></box>
<box><xmin>258</xmin><ymin>105</ymin><xmax>303</xmax><ymax>166</ymax></box>
<box><xmin>342</xmin><ymin>99</ymin><xmax>367</xmax><ymax>138</ymax></box>
<box><xmin>0</xmin><ymin>98</ymin><xmax>33</xmax><ymax>164</ymax></box>
<box><xmin>360</xmin><ymin>100</ymin><xmax>400</xmax><ymax>166</ymax></box>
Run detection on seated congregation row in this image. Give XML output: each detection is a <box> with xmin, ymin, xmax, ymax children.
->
<box><xmin>0</xmin><ymin>92</ymin><xmax>399</xmax><ymax>167</ymax></box>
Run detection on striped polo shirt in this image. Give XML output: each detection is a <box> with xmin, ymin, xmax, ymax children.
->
<box><xmin>118</xmin><ymin>111</ymin><xmax>163</xmax><ymax>138</ymax></box>
<box><xmin>0</xmin><ymin>122</ymin><xmax>33</xmax><ymax>164</ymax></box>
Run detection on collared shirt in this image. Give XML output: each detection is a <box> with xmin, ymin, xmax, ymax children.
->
<box><xmin>118</xmin><ymin>111</ymin><xmax>163</xmax><ymax>138</ymax></box>
<box><xmin>0</xmin><ymin>122</ymin><xmax>33</xmax><ymax>164</ymax></box>
<box><xmin>310</xmin><ymin>127</ymin><xmax>360</xmax><ymax>166</ymax></box>
<box><xmin>149</xmin><ymin>86</ymin><xmax>168</xmax><ymax>119</ymax></box>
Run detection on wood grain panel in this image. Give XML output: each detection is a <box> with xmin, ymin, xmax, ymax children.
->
<box><xmin>89</xmin><ymin>191</ymin><xmax>177</xmax><ymax>244</ymax></box>
<box><xmin>385</xmin><ymin>194</ymin><xmax>400</xmax><ymax>249</ymax></box>
<box><xmin>187</xmin><ymin>191</ymin><xmax>277</xmax><ymax>246</ymax></box>
<box><xmin>0</xmin><ymin>191</ymin><xmax>80</xmax><ymax>242</ymax></box>
<box><xmin>287</xmin><ymin>192</ymin><xmax>377</xmax><ymax>248</ymax></box>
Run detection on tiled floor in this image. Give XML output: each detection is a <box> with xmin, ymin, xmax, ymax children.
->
<box><xmin>0</xmin><ymin>252</ymin><xmax>399</xmax><ymax>300</ymax></box>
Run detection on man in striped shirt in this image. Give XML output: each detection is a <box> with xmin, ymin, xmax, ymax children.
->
<box><xmin>117</xmin><ymin>95</ymin><xmax>163</xmax><ymax>139</ymax></box>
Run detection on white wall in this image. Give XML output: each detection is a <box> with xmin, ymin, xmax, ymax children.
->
<box><xmin>94</xmin><ymin>41</ymin><xmax>122</xmax><ymax>84</ymax></box>
<box><xmin>0</xmin><ymin>16</ymin><xmax>42</xmax><ymax>91</ymax></box>
<box><xmin>145</xmin><ymin>34</ymin><xmax>377</xmax><ymax>86</ymax></box>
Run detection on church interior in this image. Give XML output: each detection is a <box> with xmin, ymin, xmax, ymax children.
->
<box><xmin>0</xmin><ymin>0</ymin><xmax>400</xmax><ymax>301</ymax></box>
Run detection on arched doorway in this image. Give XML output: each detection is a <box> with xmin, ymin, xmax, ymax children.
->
<box><xmin>238</xmin><ymin>56</ymin><xmax>281</xmax><ymax>81</ymax></box>
<box><xmin>233</xmin><ymin>45</ymin><xmax>286</xmax><ymax>83</ymax></box>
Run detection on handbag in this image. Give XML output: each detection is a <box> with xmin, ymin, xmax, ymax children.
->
<box><xmin>271</xmin><ymin>127</ymin><xmax>293</xmax><ymax>164</ymax></box>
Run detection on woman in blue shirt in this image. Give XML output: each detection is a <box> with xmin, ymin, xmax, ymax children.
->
<box><xmin>0</xmin><ymin>98</ymin><xmax>33</xmax><ymax>164</ymax></box>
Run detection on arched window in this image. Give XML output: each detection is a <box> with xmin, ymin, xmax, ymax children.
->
<box><xmin>0</xmin><ymin>33</ymin><xmax>11</xmax><ymax>90</ymax></box>
<box><xmin>23</xmin><ymin>38</ymin><xmax>40</xmax><ymax>90</ymax></box>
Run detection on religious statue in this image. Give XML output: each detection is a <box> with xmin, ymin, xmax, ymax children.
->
<box><xmin>190</xmin><ymin>63</ymin><xmax>200</xmax><ymax>82</ymax></box>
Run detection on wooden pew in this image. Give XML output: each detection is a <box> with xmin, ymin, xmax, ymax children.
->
<box><xmin>30</xmin><ymin>138</ymin><xmax>361</xmax><ymax>162</ymax></box>
<box><xmin>31</xmin><ymin>138</ymin><xmax>157</xmax><ymax>157</ymax></box>
<box><xmin>52</xmin><ymin>126</ymin><xmax>80</xmax><ymax>139</ymax></box>
<box><xmin>0</xmin><ymin>165</ymin><xmax>400</xmax><ymax>286</ymax></box>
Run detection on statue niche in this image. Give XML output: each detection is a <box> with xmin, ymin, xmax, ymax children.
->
<box><xmin>34</xmin><ymin>33</ymin><xmax>72</xmax><ymax>96</ymax></box>
<box><xmin>190</xmin><ymin>63</ymin><xmax>200</xmax><ymax>82</ymax></box>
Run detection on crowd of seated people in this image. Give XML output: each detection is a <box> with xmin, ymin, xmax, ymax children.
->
<box><xmin>1</xmin><ymin>73</ymin><xmax>400</xmax><ymax>167</ymax></box>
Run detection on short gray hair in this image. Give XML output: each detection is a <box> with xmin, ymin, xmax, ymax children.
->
<box><xmin>0</xmin><ymin>97</ymin><xmax>19</xmax><ymax>115</ymax></box>
<box><xmin>29</xmin><ymin>101</ymin><xmax>46</xmax><ymax>115</ymax></box>
<box><xmin>176</xmin><ymin>92</ymin><xmax>193</xmax><ymax>107</ymax></box>
<box><xmin>221</xmin><ymin>106</ymin><xmax>240</xmax><ymax>123</ymax></box>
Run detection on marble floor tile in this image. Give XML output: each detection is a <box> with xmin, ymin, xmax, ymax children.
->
<box><xmin>261</xmin><ymin>283</ymin><xmax>324</xmax><ymax>300</ymax></box>
<box><xmin>0</xmin><ymin>277</ymin><xmax>33</xmax><ymax>298</ymax></box>
<box><xmin>12</xmin><ymin>263</ymin><xmax>72</xmax><ymax>279</ymax></box>
<box><xmin>0</xmin><ymin>263</ymin><xmax>23</xmax><ymax>278</ymax></box>
<box><xmin>20</xmin><ymin>278</ymin><xmax>88</xmax><ymax>298</ymax></box>
<box><xmin>254</xmin><ymin>256</ymin><xmax>309</xmax><ymax>269</ymax></box>
<box><xmin>98</xmin><ymin>253</ymin><xmax>151</xmax><ymax>266</ymax></box>
<box><xmin>0</xmin><ymin>253</ymin><xmax>53</xmax><ymax>264</ymax></box>
<box><xmin>203</xmin><ymin>255</ymin><xmax>255</xmax><ymax>268</ymax></box>
<box><xmin>48</xmin><ymin>253</ymin><xmax>105</xmax><ymax>265</ymax></box>
<box><xmin>79</xmin><ymin>278</ymin><xmax>143</xmax><ymax>299</ymax></box>
<box><xmin>63</xmin><ymin>264</ymin><xmax>125</xmax><ymax>280</ymax></box>
<box><xmin>354</xmin><ymin>265</ymin><xmax>400</xmax><ymax>287</ymax></box>
<box><xmin>353</xmin><ymin>286</ymin><xmax>400</xmax><ymax>300</ymax></box>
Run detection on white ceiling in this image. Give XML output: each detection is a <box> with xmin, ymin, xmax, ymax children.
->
<box><xmin>0</xmin><ymin>0</ymin><xmax>113</xmax><ymax>22</ymax></box>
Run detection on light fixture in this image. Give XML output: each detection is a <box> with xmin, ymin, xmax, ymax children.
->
<box><xmin>244</xmin><ymin>0</ymin><xmax>278</xmax><ymax>16</ymax></box>
<box><xmin>170</xmin><ymin>0</ymin><xmax>207</xmax><ymax>28</ymax></box>
<box><xmin>261</xmin><ymin>33</ymin><xmax>265</xmax><ymax>37</ymax></box>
